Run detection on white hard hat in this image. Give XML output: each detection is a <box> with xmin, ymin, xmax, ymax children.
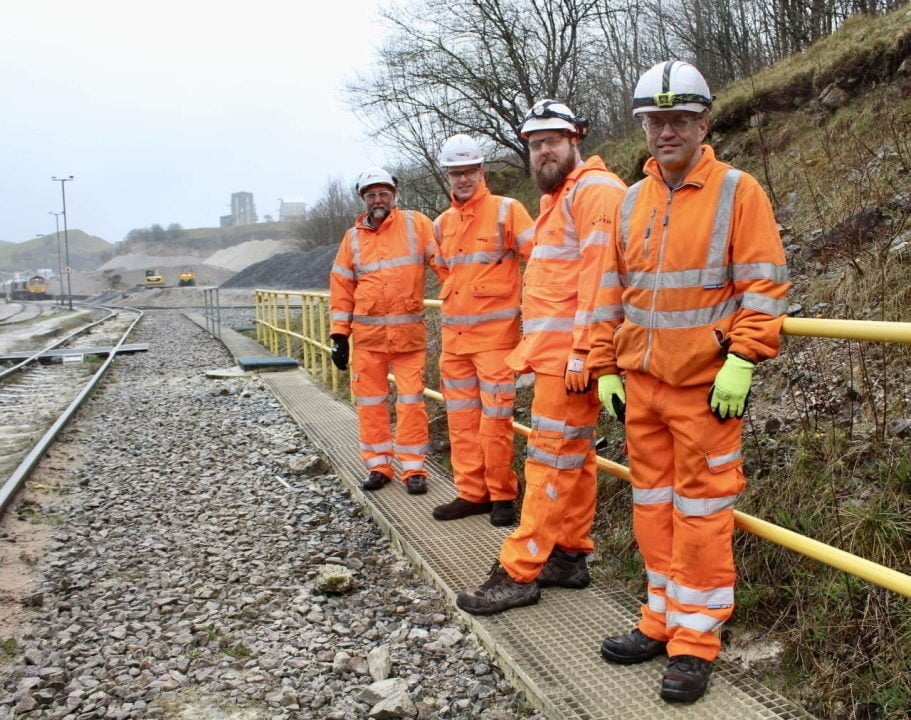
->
<box><xmin>439</xmin><ymin>134</ymin><xmax>484</xmax><ymax>168</ymax></box>
<box><xmin>355</xmin><ymin>167</ymin><xmax>397</xmax><ymax>195</ymax></box>
<box><xmin>519</xmin><ymin>99</ymin><xmax>589</xmax><ymax>139</ymax></box>
<box><xmin>632</xmin><ymin>61</ymin><xmax>712</xmax><ymax>116</ymax></box>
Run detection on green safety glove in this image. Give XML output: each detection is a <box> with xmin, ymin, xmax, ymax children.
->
<box><xmin>598</xmin><ymin>374</ymin><xmax>626</xmax><ymax>423</ymax></box>
<box><xmin>708</xmin><ymin>354</ymin><xmax>755</xmax><ymax>420</ymax></box>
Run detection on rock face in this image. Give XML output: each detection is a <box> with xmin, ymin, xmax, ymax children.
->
<box><xmin>0</xmin><ymin>309</ymin><xmax>544</xmax><ymax>720</ymax></box>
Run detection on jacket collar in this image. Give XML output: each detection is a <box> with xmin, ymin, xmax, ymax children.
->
<box><xmin>643</xmin><ymin>144</ymin><xmax>716</xmax><ymax>188</ymax></box>
<box><xmin>540</xmin><ymin>155</ymin><xmax>608</xmax><ymax>211</ymax></box>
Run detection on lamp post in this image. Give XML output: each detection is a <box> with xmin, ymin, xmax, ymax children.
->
<box><xmin>48</xmin><ymin>211</ymin><xmax>65</xmax><ymax>305</ymax></box>
<box><xmin>51</xmin><ymin>176</ymin><xmax>74</xmax><ymax>310</ymax></box>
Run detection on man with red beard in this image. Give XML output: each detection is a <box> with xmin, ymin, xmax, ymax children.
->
<box><xmin>457</xmin><ymin>100</ymin><xmax>626</xmax><ymax>615</ymax></box>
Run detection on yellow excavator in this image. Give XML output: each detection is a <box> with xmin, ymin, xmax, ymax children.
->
<box><xmin>178</xmin><ymin>267</ymin><xmax>196</xmax><ymax>287</ymax></box>
<box><xmin>144</xmin><ymin>269</ymin><xmax>165</xmax><ymax>287</ymax></box>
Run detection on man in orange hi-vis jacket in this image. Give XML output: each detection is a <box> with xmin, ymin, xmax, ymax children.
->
<box><xmin>329</xmin><ymin>167</ymin><xmax>438</xmax><ymax>496</ymax></box>
<box><xmin>589</xmin><ymin>61</ymin><xmax>789</xmax><ymax>703</ymax></box>
<box><xmin>431</xmin><ymin>134</ymin><xmax>534</xmax><ymax>528</ymax></box>
<box><xmin>456</xmin><ymin>100</ymin><xmax>626</xmax><ymax>615</ymax></box>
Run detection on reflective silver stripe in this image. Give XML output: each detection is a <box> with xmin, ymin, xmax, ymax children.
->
<box><xmin>647</xmin><ymin>591</ymin><xmax>667</xmax><ymax>614</ymax></box>
<box><xmin>331</xmin><ymin>311</ymin><xmax>353</xmax><ymax>322</ymax></box>
<box><xmin>600</xmin><ymin>270</ymin><xmax>622</xmax><ymax>288</ymax></box>
<box><xmin>705</xmin><ymin>169</ymin><xmax>742</xmax><ymax>268</ymax></box>
<box><xmin>355</xmin><ymin>394</ymin><xmax>387</xmax><ymax>406</ymax></box>
<box><xmin>623</xmin><ymin>296</ymin><xmax>739</xmax><ymax>329</ymax></box>
<box><xmin>531</xmin><ymin>414</ymin><xmax>594</xmax><ymax>439</ymax></box>
<box><xmin>394</xmin><ymin>443</ymin><xmax>428</xmax><ymax>455</ymax></box>
<box><xmin>733</xmin><ymin>262</ymin><xmax>789</xmax><ymax>283</ymax></box>
<box><xmin>350</xmin><ymin>228</ymin><xmax>362</xmax><ymax>270</ymax></box>
<box><xmin>353</xmin><ymin>313</ymin><xmax>423</xmax><ymax>325</ymax></box>
<box><xmin>447</xmin><ymin>398</ymin><xmax>482</xmax><ymax>411</ymax></box>
<box><xmin>526</xmin><ymin>538</ymin><xmax>540</xmax><ymax>557</ymax></box>
<box><xmin>479</xmin><ymin>379</ymin><xmax>515</xmax><ymax>394</ymax></box>
<box><xmin>442</xmin><ymin>376</ymin><xmax>479</xmax><ymax>390</ymax></box>
<box><xmin>707</xmin><ymin>448</ymin><xmax>742</xmax><ymax>468</ymax></box>
<box><xmin>401</xmin><ymin>460</ymin><xmax>425</xmax><ymax>471</ymax></box>
<box><xmin>482</xmin><ymin>404</ymin><xmax>513</xmax><ymax>418</ymax></box>
<box><xmin>646</xmin><ymin>569</ymin><xmax>668</xmax><ymax>588</ymax></box>
<box><xmin>530</xmin><ymin>244</ymin><xmax>580</xmax><ymax>261</ymax></box>
<box><xmin>360</xmin><ymin>441</ymin><xmax>393</xmax><ymax>452</ymax></box>
<box><xmin>593</xmin><ymin>304</ymin><xmax>624</xmax><ymax>322</ymax></box>
<box><xmin>546</xmin><ymin>484</ymin><xmax>558</xmax><ymax>500</ymax></box>
<box><xmin>666</xmin><ymin>581</ymin><xmax>734</xmax><ymax>608</ymax></box>
<box><xmin>666</xmin><ymin>611</ymin><xmax>724</xmax><ymax>634</ymax></box>
<box><xmin>496</xmin><ymin>197</ymin><xmax>510</xmax><ymax>253</ymax></box>
<box><xmin>527</xmin><ymin>445</ymin><xmax>586</xmax><ymax>470</ymax></box>
<box><xmin>742</xmin><ymin>292</ymin><xmax>788</xmax><ymax>316</ymax></box>
<box><xmin>332</xmin><ymin>264</ymin><xmax>355</xmax><ymax>280</ymax></box>
<box><xmin>581</xmin><ymin>228</ymin><xmax>610</xmax><ymax>250</ymax></box>
<box><xmin>404</xmin><ymin>211</ymin><xmax>418</xmax><ymax>258</ymax></box>
<box><xmin>632</xmin><ymin>486</ymin><xmax>674</xmax><ymax>505</ymax></box>
<box><xmin>366</xmin><ymin>456</ymin><xmax>392</xmax><ymax>468</ymax></box>
<box><xmin>396</xmin><ymin>393</ymin><xmax>425</xmax><ymax>404</ymax></box>
<box><xmin>357</xmin><ymin>255</ymin><xmax>424</xmax><ymax>274</ymax></box>
<box><xmin>516</xmin><ymin>227</ymin><xmax>534</xmax><ymax>250</ymax></box>
<box><xmin>441</xmin><ymin>307</ymin><xmax>519</xmax><ymax>326</ymax></box>
<box><xmin>446</xmin><ymin>251</ymin><xmax>508</xmax><ymax>266</ymax></box>
<box><xmin>574</xmin><ymin>173</ymin><xmax>626</xmax><ymax>193</ymax></box>
<box><xmin>674</xmin><ymin>493</ymin><xmax>740</xmax><ymax>516</ymax></box>
<box><xmin>619</xmin><ymin>180</ymin><xmax>646</xmax><ymax>251</ymax></box>
<box><xmin>523</xmin><ymin>316</ymin><xmax>574</xmax><ymax>333</ymax></box>
<box><xmin>625</xmin><ymin>266</ymin><xmax>730</xmax><ymax>290</ymax></box>
<box><xmin>574</xmin><ymin>309</ymin><xmax>593</xmax><ymax>326</ymax></box>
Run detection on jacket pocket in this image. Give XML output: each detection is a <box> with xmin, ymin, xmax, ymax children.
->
<box><xmin>471</xmin><ymin>282</ymin><xmax>512</xmax><ymax>298</ymax></box>
<box><xmin>523</xmin><ymin>284</ymin><xmax>577</xmax><ymax>304</ymax></box>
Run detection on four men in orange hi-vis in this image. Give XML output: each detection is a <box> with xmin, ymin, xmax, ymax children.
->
<box><xmin>588</xmin><ymin>61</ymin><xmax>789</xmax><ymax>702</ymax></box>
<box><xmin>329</xmin><ymin>167</ymin><xmax>438</xmax><ymax>496</ymax></box>
<box><xmin>457</xmin><ymin>100</ymin><xmax>626</xmax><ymax>615</ymax></box>
<box><xmin>431</xmin><ymin>134</ymin><xmax>534</xmax><ymax>528</ymax></box>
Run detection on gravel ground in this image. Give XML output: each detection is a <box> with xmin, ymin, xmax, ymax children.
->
<box><xmin>0</xmin><ymin>310</ymin><xmax>544</xmax><ymax>720</ymax></box>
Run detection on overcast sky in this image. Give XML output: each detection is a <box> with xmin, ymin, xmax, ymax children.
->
<box><xmin>0</xmin><ymin>0</ymin><xmax>387</xmax><ymax>246</ymax></box>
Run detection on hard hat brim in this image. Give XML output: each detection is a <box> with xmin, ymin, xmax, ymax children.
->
<box><xmin>632</xmin><ymin>102</ymin><xmax>708</xmax><ymax>116</ymax></box>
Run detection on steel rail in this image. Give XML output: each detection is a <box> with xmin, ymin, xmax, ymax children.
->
<box><xmin>0</xmin><ymin>306</ymin><xmax>144</xmax><ymax>516</ymax></box>
<box><xmin>0</xmin><ymin>305</ymin><xmax>117</xmax><ymax>382</ymax></box>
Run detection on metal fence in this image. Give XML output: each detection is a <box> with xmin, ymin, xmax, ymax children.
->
<box><xmin>254</xmin><ymin>288</ymin><xmax>911</xmax><ymax>599</ymax></box>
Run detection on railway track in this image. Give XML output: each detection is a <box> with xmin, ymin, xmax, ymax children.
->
<box><xmin>0</xmin><ymin>300</ymin><xmax>50</xmax><ymax>326</ymax></box>
<box><xmin>0</xmin><ymin>305</ymin><xmax>143</xmax><ymax>514</ymax></box>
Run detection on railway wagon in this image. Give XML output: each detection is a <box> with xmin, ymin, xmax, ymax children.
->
<box><xmin>7</xmin><ymin>275</ymin><xmax>49</xmax><ymax>300</ymax></box>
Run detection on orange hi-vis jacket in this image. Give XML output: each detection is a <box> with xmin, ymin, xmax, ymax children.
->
<box><xmin>330</xmin><ymin>207</ymin><xmax>436</xmax><ymax>354</ymax></box>
<box><xmin>506</xmin><ymin>156</ymin><xmax>627</xmax><ymax>376</ymax></box>
<box><xmin>589</xmin><ymin>145</ymin><xmax>789</xmax><ymax>386</ymax></box>
<box><xmin>433</xmin><ymin>180</ymin><xmax>534</xmax><ymax>354</ymax></box>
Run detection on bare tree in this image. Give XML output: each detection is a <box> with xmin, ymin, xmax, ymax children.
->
<box><xmin>298</xmin><ymin>178</ymin><xmax>364</xmax><ymax>247</ymax></box>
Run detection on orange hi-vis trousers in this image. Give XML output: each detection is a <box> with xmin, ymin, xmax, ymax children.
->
<box><xmin>440</xmin><ymin>348</ymin><xmax>517</xmax><ymax>503</ymax></box>
<box><xmin>500</xmin><ymin>373</ymin><xmax>600</xmax><ymax>582</ymax></box>
<box><xmin>625</xmin><ymin>369</ymin><xmax>745</xmax><ymax>662</ymax></box>
<box><xmin>351</xmin><ymin>348</ymin><xmax>429</xmax><ymax>482</ymax></box>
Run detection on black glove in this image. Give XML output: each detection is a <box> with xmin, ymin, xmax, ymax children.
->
<box><xmin>330</xmin><ymin>334</ymin><xmax>349</xmax><ymax>371</ymax></box>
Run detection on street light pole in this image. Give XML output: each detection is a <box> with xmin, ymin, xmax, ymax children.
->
<box><xmin>51</xmin><ymin>176</ymin><xmax>74</xmax><ymax>310</ymax></box>
<box><xmin>49</xmin><ymin>211</ymin><xmax>65</xmax><ymax>305</ymax></box>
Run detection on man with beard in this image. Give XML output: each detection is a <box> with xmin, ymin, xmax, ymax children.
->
<box><xmin>329</xmin><ymin>167</ymin><xmax>438</xmax><ymax>495</ymax></box>
<box><xmin>589</xmin><ymin>61</ymin><xmax>788</xmax><ymax>702</ymax></box>
<box><xmin>430</xmin><ymin>134</ymin><xmax>534</xmax><ymax>528</ymax></box>
<box><xmin>457</xmin><ymin>100</ymin><xmax>626</xmax><ymax>615</ymax></box>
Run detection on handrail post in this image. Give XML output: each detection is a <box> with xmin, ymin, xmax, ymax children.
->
<box><xmin>282</xmin><ymin>293</ymin><xmax>292</xmax><ymax>358</ymax></box>
<box><xmin>318</xmin><ymin>296</ymin><xmax>329</xmax><ymax>381</ymax></box>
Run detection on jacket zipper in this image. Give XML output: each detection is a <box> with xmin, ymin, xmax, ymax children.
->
<box><xmin>642</xmin><ymin>192</ymin><xmax>674</xmax><ymax>373</ymax></box>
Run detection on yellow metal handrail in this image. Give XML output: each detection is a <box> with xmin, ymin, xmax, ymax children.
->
<box><xmin>254</xmin><ymin>289</ymin><xmax>911</xmax><ymax>599</ymax></box>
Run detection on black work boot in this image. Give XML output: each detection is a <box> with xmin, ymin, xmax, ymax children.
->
<box><xmin>489</xmin><ymin>500</ymin><xmax>516</xmax><ymax>527</ymax></box>
<box><xmin>405</xmin><ymin>474</ymin><xmax>428</xmax><ymax>495</ymax></box>
<box><xmin>600</xmin><ymin>628</ymin><xmax>667</xmax><ymax>664</ymax></box>
<box><xmin>362</xmin><ymin>471</ymin><xmax>390</xmax><ymax>491</ymax></box>
<box><xmin>433</xmin><ymin>497</ymin><xmax>492</xmax><ymax>520</ymax></box>
<box><xmin>660</xmin><ymin>655</ymin><xmax>713</xmax><ymax>702</ymax></box>
<box><xmin>456</xmin><ymin>563</ymin><xmax>540</xmax><ymax>616</ymax></box>
<box><xmin>537</xmin><ymin>549</ymin><xmax>590</xmax><ymax>588</ymax></box>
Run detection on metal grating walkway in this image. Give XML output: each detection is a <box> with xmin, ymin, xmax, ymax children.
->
<box><xmin>261</xmin><ymin>369</ymin><xmax>815</xmax><ymax>720</ymax></box>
